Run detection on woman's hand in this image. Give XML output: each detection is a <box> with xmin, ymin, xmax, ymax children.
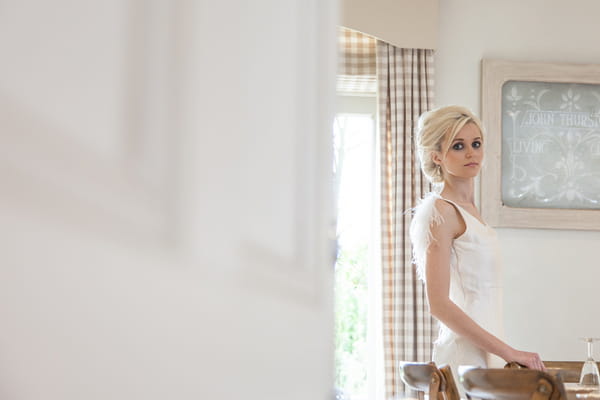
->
<box><xmin>509</xmin><ymin>350</ymin><xmax>546</xmax><ymax>371</ymax></box>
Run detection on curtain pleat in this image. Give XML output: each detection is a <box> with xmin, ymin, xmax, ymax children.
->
<box><xmin>377</xmin><ymin>43</ymin><xmax>436</xmax><ymax>400</ymax></box>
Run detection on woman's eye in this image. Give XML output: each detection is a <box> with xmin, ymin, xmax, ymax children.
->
<box><xmin>472</xmin><ymin>141</ymin><xmax>482</xmax><ymax>149</ymax></box>
<box><xmin>452</xmin><ymin>143</ymin><xmax>464</xmax><ymax>150</ymax></box>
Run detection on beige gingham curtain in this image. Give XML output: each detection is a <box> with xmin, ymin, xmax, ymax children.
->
<box><xmin>376</xmin><ymin>43</ymin><xmax>436</xmax><ymax>399</ymax></box>
<box><xmin>337</xmin><ymin>27</ymin><xmax>377</xmax><ymax>94</ymax></box>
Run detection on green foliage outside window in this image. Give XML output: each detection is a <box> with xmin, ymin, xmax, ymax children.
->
<box><xmin>334</xmin><ymin>244</ymin><xmax>368</xmax><ymax>398</ymax></box>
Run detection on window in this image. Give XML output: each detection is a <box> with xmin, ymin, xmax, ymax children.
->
<box><xmin>334</xmin><ymin>95</ymin><xmax>382</xmax><ymax>400</ymax></box>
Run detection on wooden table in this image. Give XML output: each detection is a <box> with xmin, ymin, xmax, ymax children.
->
<box><xmin>564</xmin><ymin>383</ymin><xmax>600</xmax><ymax>400</ymax></box>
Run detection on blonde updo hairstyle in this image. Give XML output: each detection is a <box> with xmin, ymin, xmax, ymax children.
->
<box><xmin>415</xmin><ymin>105</ymin><xmax>485</xmax><ymax>184</ymax></box>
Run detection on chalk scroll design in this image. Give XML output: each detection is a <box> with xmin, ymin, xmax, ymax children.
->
<box><xmin>501</xmin><ymin>81</ymin><xmax>600</xmax><ymax>209</ymax></box>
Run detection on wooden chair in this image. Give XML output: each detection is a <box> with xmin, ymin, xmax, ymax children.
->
<box><xmin>461</xmin><ymin>368</ymin><xmax>568</xmax><ymax>400</ymax></box>
<box><xmin>507</xmin><ymin>360</ymin><xmax>599</xmax><ymax>383</ymax></box>
<box><xmin>399</xmin><ymin>361</ymin><xmax>460</xmax><ymax>400</ymax></box>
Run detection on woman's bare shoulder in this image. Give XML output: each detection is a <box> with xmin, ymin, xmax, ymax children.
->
<box><xmin>433</xmin><ymin>198</ymin><xmax>458</xmax><ymax>218</ymax></box>
<box><xmin>432</xmin><ymin>198</ymin><xmax>464</xmax><ymax>235</ymax></box>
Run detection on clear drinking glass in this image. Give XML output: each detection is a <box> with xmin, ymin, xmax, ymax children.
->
<box><xmin>579</xmin><ymin>338</ymin><xmax>600</xmax><ymax>387</ymax></box>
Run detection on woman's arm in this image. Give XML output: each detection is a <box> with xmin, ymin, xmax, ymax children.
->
<box><xmin>425</xmin><ymin>200</ymin><xmax>545</xmax><ymax>371</ymax></box>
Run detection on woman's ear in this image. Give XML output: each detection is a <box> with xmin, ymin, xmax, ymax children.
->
<box><xmin>431</xmin><ymin>151</ymin><xmax>442</xmax><ymax>166</ymax></box>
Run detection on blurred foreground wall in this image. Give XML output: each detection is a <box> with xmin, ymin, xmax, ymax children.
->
<box><xmin>0</xmin><ymin>1</ymin><xmax>336</xmax><ymax>398</ymax></box>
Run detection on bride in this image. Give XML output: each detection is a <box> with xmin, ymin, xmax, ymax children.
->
<box><xmin>409</xmin><ymin>105</ymin><xmax>545</xmax><ymax>380</ymax></box>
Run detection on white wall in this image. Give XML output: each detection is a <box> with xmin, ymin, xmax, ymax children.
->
<box><xmin>436</xmin><ymin>0</ymin><xmax>600</xmax><ymax>361</ymax></box>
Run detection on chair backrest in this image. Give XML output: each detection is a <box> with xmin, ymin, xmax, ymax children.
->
<box><xmin>399</xmin><ymin>362</ymin><xmax>460</xmax><ymax>400</ymax></box>
<box><xmin>461</xmin><ymin>368</ymin><xmax>567</xmax><ymax>400</ymax></box>
<box><xmin>506</xmin><ymin>360</ymin><xmax>596</xmax><ymax>383</ymax></box>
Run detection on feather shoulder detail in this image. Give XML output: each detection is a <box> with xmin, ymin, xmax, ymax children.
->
<box><xmin>409</xmin><ymin>191</ymin><xmax>445</xmax><ymax>282</ymax></box>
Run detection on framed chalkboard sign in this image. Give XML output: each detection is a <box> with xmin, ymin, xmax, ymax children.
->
<box><xmin>481</xmin><ymin>59</ymin><xmax>600</xmax><ymax>230</ymax></box>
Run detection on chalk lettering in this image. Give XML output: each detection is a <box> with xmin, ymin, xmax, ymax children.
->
<box><xmin>520</xmin><ymin>111</ymin><xmax>555</xmax><ymax>127</ymax></box>
<box><xmin>512</xmin><ymin>140</ymin><xmax>546</xmax><ymax>154</ymax></box>
<box><xmin>558</xmin><ymin>112</ymin><xmax>599</xmax><ymax>128</ymax></box>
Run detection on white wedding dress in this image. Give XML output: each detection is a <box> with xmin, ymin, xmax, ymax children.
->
<box><xmin>410</xmin><ymin>192</ymin><xmax>505</xmax><ymax>386</ymax></box>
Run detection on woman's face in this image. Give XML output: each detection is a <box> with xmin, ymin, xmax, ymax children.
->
<box><xmin>436</xmin><ymin>122</ymin><xmax>484</xmax><ymax>180</ymax></box>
